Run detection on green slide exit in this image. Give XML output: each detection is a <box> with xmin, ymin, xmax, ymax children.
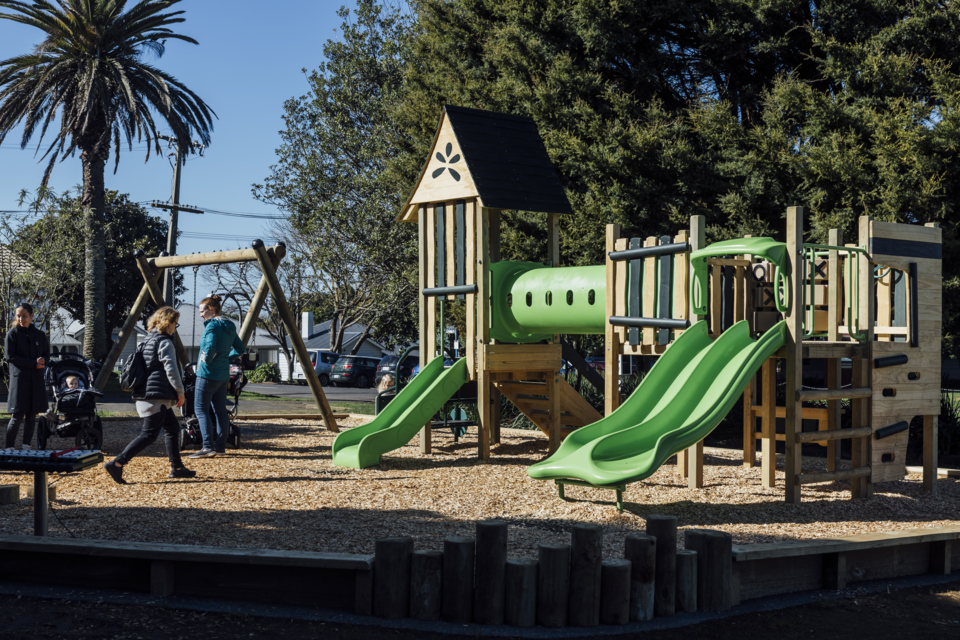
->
<box><xmin>332</xmin><ymin>357</ymin><xmax>468</xmax><ymax>469</ymax></box>
<box><xmin>527</xmin><ymin>319</ymin><xmax>786</xmax><ymax>487</ymax></box>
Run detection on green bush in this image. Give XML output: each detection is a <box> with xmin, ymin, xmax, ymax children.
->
<box><xmin>247</xmin><ymin>363</ymin><xmax>280</xmax><ymax>384</ymax></box>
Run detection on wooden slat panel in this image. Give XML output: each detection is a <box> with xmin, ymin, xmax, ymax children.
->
<box><xmin>628</xmin><ymin>237</ymin><xmax>642</xmax><ymax>345</ymax></box>
<box><xmin>643</xmin><ymin>236</ymin><xmax>656</xmax><ymax>345</ymax></box>
<box><xmin>870</xmin><ymin>220</ymin><xmax>941</xmax><ymax>243</ymax></box>
<box><xmin>605</xmin><ymin>224</ymin><xmax>621</xmax><ymax>415</ymax></box>
<box><xmin>658</xmin><ymin>234</ymin><xmax>672</xmax><ymax>344</ymax></box>
<box><xmin>615</xmin><ymin>238</ymin><xmax>628</xmax><ymax>343</ymax></box>
<box><xmin>673</xmin><ymin>230</ymin><xmax>689</xmax><ymax>340</ymax></box>
<box><xmin>455</xmin><ymin>200</ymin><xmax>466</xmax><ymax>295</ymax></box>
<box><xmin>425</xmin><ymin>206</ymin><xmax>438</xmax><ymax>362</ymax></box>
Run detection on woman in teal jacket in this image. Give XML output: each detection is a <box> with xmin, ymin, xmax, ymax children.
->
<box><xmin>189</xmin><ymin>294</ymin><xmax>245</xmax><ymax>458</ymax></box>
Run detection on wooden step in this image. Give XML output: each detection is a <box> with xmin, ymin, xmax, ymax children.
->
<box><xmin>494</xmin><ymin>376</ymin><xmax>603</xmax><ymax>439</ymax></box>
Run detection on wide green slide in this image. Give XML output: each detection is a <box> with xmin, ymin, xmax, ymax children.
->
<box><xmin>527</xmin><ymin>319</ymin><xmax>786</xmax><ymax>487</ymax></box>
<box><xmin>332</xmin><ymin>357</ymin><xmax>468</xmax><ymax>469</ymax></box>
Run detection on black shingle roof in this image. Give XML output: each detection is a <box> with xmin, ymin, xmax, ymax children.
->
<box><xmin>443</xmin><ymin>106</ymin><xmax>573</xmax><ymax>215</ymax></box>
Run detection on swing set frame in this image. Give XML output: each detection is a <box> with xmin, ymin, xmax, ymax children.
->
<box><xmin>92</xmin><ymin>239</ymin><xmax>339</xmax><ymax>432</ymax></box>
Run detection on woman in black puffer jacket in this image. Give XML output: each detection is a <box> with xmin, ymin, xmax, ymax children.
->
<box><xmin>4</xmin><ymin>302</ymin><xmax>49</xmax><ymax>449</ymax></box>
<box><xmin>103</xmin><ymin>307</ymin><xmax>195</xmax><ymax>483</ymax></box>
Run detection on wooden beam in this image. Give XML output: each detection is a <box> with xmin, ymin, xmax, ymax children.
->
<box><xmin>477</xmin><ymin>206</ymin><xmax>492</xmax><ymax>460</ymax></box>
<box><xmin>547</xmin><ymin>212</ymin><xmax>560</xmax><ymax>267</ymax></box>
<box><xmin>784</xmin><ymin>206</ymin><xmax>804</xmax><ymax>504</ymax></box>
<box><xmin>547</xmin><ymin>372</ymin><xmax>561</xmax><ymax>454</ymax></box>
<box><xmin>796</xmin><ymin>426</ymin><xmax>872</xmax><ymax>443</ymax></box>
<box><xmin>94</xmin><ymin>276</ymin><xmax>159</xmax><ymax>391</ymax></box>
<box><xmin>826</xmin><ymin>356</ymin><xmax>842</xmax><ymax>472</ymax></box>
<box><xmin>923</xmin><ymin>414</ymin><xmax>938</xmax><ymax>494</ymax></box>
<box><xmin>251</xmin><ymin>240</ymin><xmax>338</xmax><ymax>433</ymax></box>
<box><xmin>134</xmin><ymin>251</ymin><xmax>189</xmax><ymax>368</ymax></box>
<box><xmin>419</xmin><ymin>205</ymin><xmax>431</xmax><ymax>453</ymax></box>
<box><xmin>760</xmin><ymin>359</ymin><xmax>776</xmax><ymax>488</ymax></box>
<box><xmin>743</xmin><ymin>374</ymin><xmax>756</xmax><ymax>467</ymax></box>
<box><xmin>686</xmin><ymin>215</ymin><xmax>706</xmax><ymax>489</ymax></box>
<box><xmin>148</xmin><ymin>244</ymin><xmax>285</xmax><ymax>269</ymax></box>
<box><xmin>238</xmin><ymin>252</ymin><xmax>282</xmax><ymax>347</ymax></box>
<box><xmin>605</xmin><ymin>224</ymin><xmax>621</xmax><ymax>416</ymax></box>
<box><xmin>854</xmin><ymin>215</ymin><xmax>875</xmax><ymax>498</ymax></box>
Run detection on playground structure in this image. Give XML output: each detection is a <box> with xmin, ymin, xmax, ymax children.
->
<box><xmin>92</xmin><ymin>241</ymin><xmax>339</xmax><ymax>432</ymax></box>
<box><xmin>333</xmin><ymin>104</ymin><xmax>943</xmax><ymax>506</ymax></box>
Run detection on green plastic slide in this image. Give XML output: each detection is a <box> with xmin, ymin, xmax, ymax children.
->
<box><xmin>332</xmin><ymin>357</ymin><xmax>468</xmax><ymax>469</ymax></box>
<box><xmin>527</xmin><ymin>319</ymin><xmax>786</xmax><ymax>488</ymax></box>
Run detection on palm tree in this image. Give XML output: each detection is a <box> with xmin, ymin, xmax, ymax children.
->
<box><xmin>0</xmin><ymin>0</ymin><xmax>214</xmax><ymax>359</ymax></box>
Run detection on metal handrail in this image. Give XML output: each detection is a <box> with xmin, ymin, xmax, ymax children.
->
<box><xmin>801</xmin><ymin>244</ymin><xmax>868</xmax><ymax>341</ymax></box>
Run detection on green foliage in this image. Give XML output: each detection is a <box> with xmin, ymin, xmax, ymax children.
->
<box><xmin>247</xmin><ymin>363</ymin><xmax>281</xmax><ymax>384</ymax></box>
<box><xmin>393</xmin><ymin>0</ymin><xmax>960</xmax><ymax>356</ymax></box>
<box><xmin>10</xmin><ymin>189</ymin><xmax>181</xmax><ymax>348</ymax></box>
<box><xmin>254</xmin><ymin>0</ymin><xmax>418</xmax><ymax>351</ymax></box>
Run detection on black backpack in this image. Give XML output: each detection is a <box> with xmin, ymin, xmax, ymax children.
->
<box><xmin>119</xmin><ymin>341</ymin><xmax>149</xmax><ymax>392</ymax></box>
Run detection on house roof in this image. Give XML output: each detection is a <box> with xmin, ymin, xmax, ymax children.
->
<box><xmin>398</xmin><ymin>105</ymin><xmax>574</xmax><ymax>221</ymax></box>
<box><xmin>283</xmin><ymin>319</ymin><xmax>386</xmax><ymax>353</ymax></box>
<box><xmin>0</xmin><ymin>245</ymin><xmax>32</xmax><ymax>278</ymax></box>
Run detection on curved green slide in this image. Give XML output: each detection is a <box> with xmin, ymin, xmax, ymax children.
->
<box><xmin>332</xmin><ymin>357</ymin><xmax>468</xmax><ymax>469</ymax></box>
<box><xmin>527</xmin><ymin>319</ymin><xmax>785</xmax><ymax>487</ymax></box>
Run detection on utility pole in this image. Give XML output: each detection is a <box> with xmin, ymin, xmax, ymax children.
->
<box><xmin>151</xmin><ymin>135</ymin><xmax>203</xmax><ymax>305</ymax></box>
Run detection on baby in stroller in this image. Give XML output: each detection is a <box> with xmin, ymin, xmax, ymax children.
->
<box><xmin>37</xmin><ymin>353</ymin><xmax>104</xmax><ymax>450</ymax></box>
<box><xmin>178</xmin><ymin>358</ymin><xmax>247</xmax><ymax>450</ymax></box>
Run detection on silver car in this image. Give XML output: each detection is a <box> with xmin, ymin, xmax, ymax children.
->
<box><xmin>293</xmin><ymin>350</ymin><xmax>340</xmax><ymax>386</ymax></box>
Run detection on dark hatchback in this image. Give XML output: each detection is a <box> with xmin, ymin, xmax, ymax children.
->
<box><xmin>375</xmin><ymin>353</ymin><xmax>419</xmax><ymax>385</ymax></box>
<box><xmin>330</xmin><ymin>355</ymin><xmax>381</xmax><ymax>388</ymax></box>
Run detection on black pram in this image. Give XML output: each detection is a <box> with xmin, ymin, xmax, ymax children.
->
<box><xmin>37</xmin><ymin>353</ymin><xmax>104</xmax><ymax>450</ymax></box>
<box><xmin>178</xmin><ymin>358</ymin><xmax>246</xmax><ymax>450</ymax></box>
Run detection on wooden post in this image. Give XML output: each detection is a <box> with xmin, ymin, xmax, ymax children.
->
<box><xmin>599</xmin><ymin>559</ymin><xmax>631</xmax><ymax>625</ymax></box>
<box><xmin>547</xmin><ymin>212</ymin><xmax>560</xmax><ymax>267</ymax></box>
<box><xmin>684</xmin><ymin>529</ymin><xmax>732</xmax><ymax>612</ymax></box>
<box><xmin>238</xmin><ymin>249</ymin><xmax>284</xmax><ymax>346</ymax></box>
<box><xmin>474</xmin><ymin>520</ymin><xmax>507</xmax><ymax>625</ymax></box>
<box><xmin>853</xmin><ymin>215</ymin><xmax>875</xmax><ymax>498</ymax></box>
<box><xmin>421</xmin><ymin>205</ymin><xmax>436</xmax><ymax>453</ymax></box>
<box><xmin>374</xmin><ymin>537</ymin><xmax>413</xmax><ymax>619</ymax></box>
<box><xmin>442</xmin><ymin>536</ymin><xmax>475</xmax><ymax>623</ymax></box>
<box><xmin>568</xmin><ymin>523</ymin><xmax>603</xmax><ymax>627</ymax></box>
<box><xmin>0</xmin><ymin>485</ymin><xmax>19</xmax><ymax>505</ymax></box>
<box><xmin>537</xmin><ymin>543</ymin><xmax>571</xmax><ymax>628</ymax></box>
<box><xmin>605</xmin><ymin>224</ymin><xmax>621</xmax><ymax>416</ymax></box>
<box><xmin>826</xmin><ymin>227</ymin><xmax>843</xmax><ymax>475</ymax></box>
<box><xmin>826</xmin><ymin>357</ymin><xmax>841</xmax><ymax>472</ymax></box>
<box><xmin>252</xmin><ymin>241</ymin><xmax>339</xmax><ymax>432</ymax></box>
<box><xmin>150</xmin><ymin>560</ymin><xmax>175</xmax><ymax>597</ymax></box>
<box><xmin>923</xmin><ymin>415</ymin><xmax>938</xmax><ymax>494</ymax></box>
<box><xmin>675</xmin><ymin>549</ymin><xmax>697</xmax><ymax>612</ymax></box>
<box><xmin>94</xmin><ymin>277</ymin><xmax>158</xmax><ymax>390</ymax></box>
<box><xmin>743</xmin><ymin>372</ymin><xmax>756</xmax><ymax>467</ymax></box>
<box><xmin>134</xmin><ymin>252</ymin><xmax>189</xmax><ymax>368</ymax></box>
<box><xmin>505</xmin><ymin>559</ymin><xmax>537</xmax><ymax>627</ymax></box>
<box><xmin>685</xmin><ymin>215</ymin><xmax>706</xmax><ymax>487</ymax></box>
<box><xmin>465</xmin><ymin>201</ymin><xmax>476</xmax><ymax>382</ymax></box>
<box><xmin>760</xmin><ymin>358</ymin><xmax>776</xmax><ymax>488</ymax></box>
<box><xmin>477</xmin><ymin>206</ymin><xmax>492</xmax><ymax>460</ymax></box>
<box><xmin>624</xmin><ymin>533</ymin><xmax>655</xmax><ymax>622</ymax></box>
<box><xmin>410</xmin><ymin>550</ymin><xmax>443</xmax><ymax>621</ymax></box>
<box><xmin>445</xmin><ymin>202</ymin><xmax>455</xmax><ymax>298</ymax></box>
<box><xmin>784</xmin><ymin>206</ymin><xmax>804</xmax><ymax>504</ymax></box>
<box><xmin>547</xmin><ymin>371</ymin><xmax>562</xmax><ymax>454</ymax></box>
<box><xmin>646</xmin><ymin>514</ymin><xmax>677</xmax><ymax>617</ymax></box>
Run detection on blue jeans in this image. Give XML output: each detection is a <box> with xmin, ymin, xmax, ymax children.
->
<box><xmin>195</xmin><ymin>377</ymin><xmax>229</xmax><ymax>452</ymax></box>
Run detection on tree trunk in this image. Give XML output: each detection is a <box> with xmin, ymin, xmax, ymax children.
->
<box><xmin>81</xmin><ymin>148</ymin><xmax>108</xmax><ymax>361</ymax></box>
<box><xmin>349</xmin><ymin>324</ymin><xmax>371</xmax><ymax>355</ymax></box>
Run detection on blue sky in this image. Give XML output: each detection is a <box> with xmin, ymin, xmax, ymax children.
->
<box><xmin>0</xmin><ymin>0</ymin><xmax>352</xmax><ymax>300</ymax></box>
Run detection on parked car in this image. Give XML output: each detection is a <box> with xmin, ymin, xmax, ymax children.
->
<box><xmin>330</xmin><ymin>355</ymin><xmax>381</xmax><ymax>388</ymax></box>
<box><xmin>375</xmin><ymin>353</ymin><xmax>419</xmax><ymax>386</ymax></box>
<box><xmin>293</xmin><ymin>350</ymin><xmax>340</xmax><ymax>386</ymax></box>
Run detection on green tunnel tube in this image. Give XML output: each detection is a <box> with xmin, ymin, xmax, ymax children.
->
<box><xmin>489</xmin><ymin>261</ymin><xmax>607</xmax><ymax>342</ymax></box>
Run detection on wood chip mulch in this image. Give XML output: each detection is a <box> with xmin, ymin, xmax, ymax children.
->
<box><xmin>1</xmin><ymin>418</ymin><xmax>957</xmax><ymax>559</ymax></box>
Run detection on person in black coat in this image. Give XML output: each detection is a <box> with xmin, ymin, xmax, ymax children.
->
<box><xmin>5</xmin><ymin>302</ymin><xmax>49</xmax><ymax>449</ymax></box>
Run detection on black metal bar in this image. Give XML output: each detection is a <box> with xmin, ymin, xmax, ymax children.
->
<box><xmin>722</xmin><ymin>265</ymin><xmax>734</xmax><ymax>332</ymax></box>
<box><xmin>609</xmin><ymin>242</ymin><xmax>690</xmax><ymax>261</ymax></box>
<box><xmin>455</xmin><ymin>200</ymin><xmax>465</xmax><ymax>298</ymax></box>
<box><xmin>436</xmin><ymin>203</ymin><xmax>446</xmax><ymax>289</ymax></box>
<box><xmin>34</xmin><ymin>470</ymin><xmax>48</xmax><ymax>536</ymax></box>
<box><xmin>874</xmin><ymin>354</ymin><xmax>909</xmax><ymax>369</ymax></box>
<box><xmin>658</xmin><ymin>235</ymin><xmax>672</xmax><ymax>345</ymax></box>
<box><xmin>628</xmin><ymin>237</ymin><xmax>641</xmax><ymax>346</ymax></box>
<box><xmin>610</xmin><ymin>316</ymin><xmax>690</xmax><ymax>329</ymax></box>
<box><xmin>423</xmin><ymin>284</ymin><xmax>478</xmax><ymax>297</ymax></box>
<box><xmin>875</xmin><ymin>421</ymin><xmax>909</xmax><ymax>440</ymax></box>
<box><xmin>909</xmin><ymin>262</ymin><xmax>919</xmax><ymax>347</ymax></box>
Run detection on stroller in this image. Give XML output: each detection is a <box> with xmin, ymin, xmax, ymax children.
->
<box><xmin>36</xmin><ymin>353</ymin><xmax>104</xmax><ymax>450</ymax></box>
<box><xmin>178</xmin><ymin>357</ymin><xmax>247</xmax><ymax>450</ymax></box>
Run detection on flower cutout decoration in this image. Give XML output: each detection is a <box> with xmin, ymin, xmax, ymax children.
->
<box><xmin>432</xmin><ymin>142</ymin><xmax>461</xmax><ymax>181</ymax></box>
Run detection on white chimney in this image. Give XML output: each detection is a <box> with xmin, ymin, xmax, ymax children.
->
<box><xmin>301</xmin><ymin>312</ymin><xmax>313</xmax><ymax>340</ymax></box>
